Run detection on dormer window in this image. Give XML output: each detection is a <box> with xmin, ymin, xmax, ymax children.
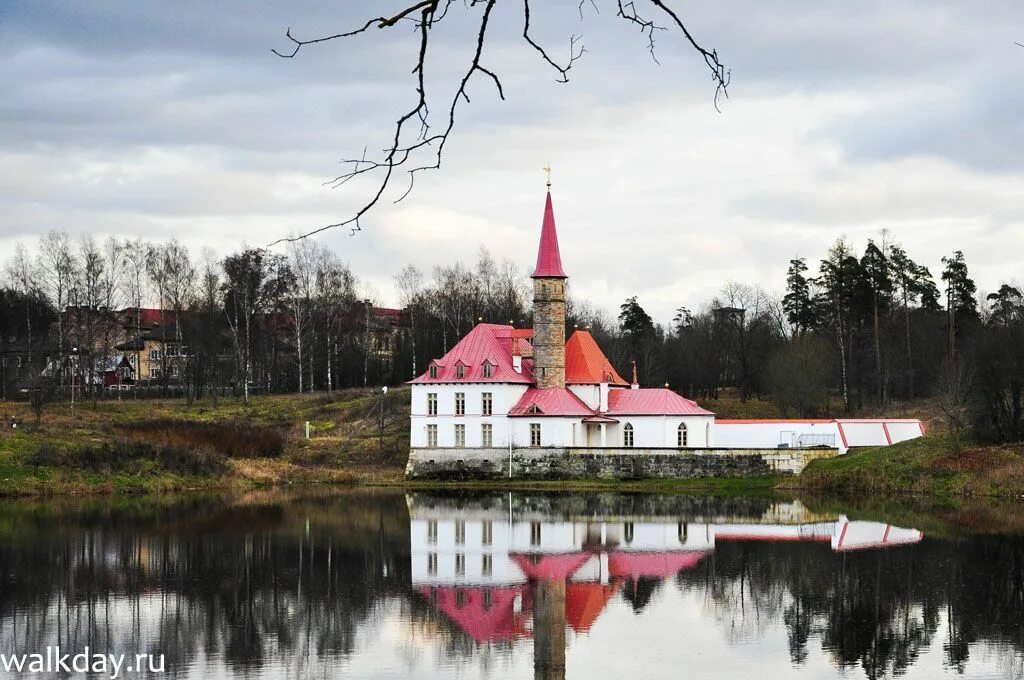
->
<box><xmin>455</xmin><ymin>363</ymin><xmax>465</xmax><ymax>379</ymax></box>
<box><xmin>482</xmin><ymin>361</ymin><xmax>494</xmax><ymax>378</ymax></box>
<box><xmin>527</xmin><ymin>404</ymin><xmax>543</xmax><ymax>415</ymax></box>
<box><xmin>428</xmin><ymin>365</ymin><xmax>438</xmax><ymax>379</ymax></box>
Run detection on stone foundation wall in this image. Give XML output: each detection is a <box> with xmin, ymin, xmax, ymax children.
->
<box><xmin>405</xmin><ymin>446</ymin><xmax>837</xmax><ymax>480</ymax></box>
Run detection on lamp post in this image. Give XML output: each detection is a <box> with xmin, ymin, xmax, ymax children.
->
<box><xmin>379</xmin><ymin>386</ymin><xmax>388</xmax><ymax>456</ymax></box>
<box><xmin>70</xmin><ymin>346</ymin><xmax>78</xmax><ymax>419</ymax></box>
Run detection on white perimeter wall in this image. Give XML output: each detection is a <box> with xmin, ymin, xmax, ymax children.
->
<box><xmin>713</xmin><ymin>421</ymin><xmax>846</xmax><ymax>453</ymax></box>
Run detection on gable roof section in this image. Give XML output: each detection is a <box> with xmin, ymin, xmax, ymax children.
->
<box><xmin>508</xmin><ymin>387</ymin><xmax>596</xmax><ymax>417</ymax></box>
<box><xmin>606</xmin><ymin>388</ymin><xmax>714</xmax><ymax>416</ymax></box>
<box><xmin>409</xmin><ymin>323</ymin><xmax>533</xmax><ymax>383</ymax></box>
<box><xmin>565</xmin><ymin>330</ymin><xmax>628</xmax><ymax>385</ymax></box>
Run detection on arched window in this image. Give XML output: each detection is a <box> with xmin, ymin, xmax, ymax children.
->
<box><xmin>623</xmin><ymin>522</ymin><xmax>634</xmax><ymax>544</ymax></box>
<box><xmin>677</xmin><ymin>521</ymin><xmax>688</xmax><ymax>543</ymax></box>
<box><xmin>677</xmin><ymin>423</ymin><xmax>688</xmax><ymax>447</ymax></box>
<box><xmin>623</xmin><ymin>423</ymin><xmax>634</xmax><ymax>447</ymax></box>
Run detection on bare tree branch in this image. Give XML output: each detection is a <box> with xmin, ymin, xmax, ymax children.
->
<box><xmin>270</xmin><ymin>0</ymin><xmax>728</xmax><ymax>244</ymax></box>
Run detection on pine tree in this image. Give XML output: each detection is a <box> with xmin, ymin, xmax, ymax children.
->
<box><xmin>940</xmin><ymin>250</ymin><xmax>978</xmax><ymax>360</ymax></box>
<box><xmin>860</xmin><ymin>240</ymin><xmax>892</xmax><ymax>406</ymax></box>
<box><xmin>817</xmin><ymin>239</ymin><xmax>860</xmax><ymax>411</ymax></box>
<box><xmin>782</xmin><ymin>258</ymin><xmax>818</xmax><ymax>336</ymax></box>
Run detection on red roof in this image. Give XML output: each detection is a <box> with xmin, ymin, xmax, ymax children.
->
<box><xmin>606</xmin><ymin>388</ymin><xmax>714</xmax><ymax>416</ymax></box>
<box><xmin>420</xmin><ymin>586</ymin><xmax>531</xmax><ymax>643</ymax></box>
<box><xmin>607</xmin><ymin>551</ymin><xmax>709</xmax><ymax>579</ymax></box>
<box><xmin>508</xmin><ymin>387</ymin><xmax>596</xmax><ymax>417</ymax></box>
<box><xmin>511</xmin><ymin>552</ymin><xmax>591</xmax><ymax>580</ymax></box>
<box><xmin>120</xmin><ymin>308</ymin><xmax>175</xmax><ymax>327</ymax></box>
<box><xmin>409</xmin><ymin>324</ymin><xmax>533</xmax><ymax>384</ymax></box>
<box><xmin>565</xmin><ymin>331</ymin><xmax>628</xmax><ymax>385</ymax></box>
<box><xmin>566</xmin><ymin>582</ymin><xmax>619</xmax><ymax>633</ymax></box>
<box><xmin>531</xmin><ymin>191</ymin><xmax>567</xmax><ymax>279</ymax></box>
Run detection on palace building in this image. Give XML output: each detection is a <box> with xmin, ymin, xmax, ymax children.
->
<box><xmin>407</xmin><ymin>185</ymin><xmax>923</xmax><ymax>459</ymax></box>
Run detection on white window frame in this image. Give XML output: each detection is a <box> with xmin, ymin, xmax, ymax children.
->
<box><xmin>623</xmin><ymin>423</ymin><xmax>634</xmax><ymax>447</ymax></box>
<box><xmin>455</xmin><ymin>392</ymin><xmax>465</xmax><ymax>416</ymax></box>
<box><xmin>426</xmin><ymin>424</ymin><xmax>438</xmax><ymax>448</ymax></box>
<box><xmin>481</xmin><ymin>423</ymin><xmax>493</xmax><ymax>448</ymax></box>
<box><xmin>678</xmin><ymin>423</ymin><xmax>688</xmax><ymax>447</ymax></box>
<box><xmin>454</xmin><ymin>424</ymin><xmax>466</xmax><ymax>448</ymax></box>
<box><xmin>481</xmin><ymin>392</ymin><xmax>492</xmax><ymax>416</ymax></box>
<box><xmin>530</xmin><ymin>423</ymin><xmax>541</xmax><ymax>447</ymax></box>
<box><xmin>427</xmin><ymin>392</ymin><xmax>438</xmax><ymax>416</ymax></box>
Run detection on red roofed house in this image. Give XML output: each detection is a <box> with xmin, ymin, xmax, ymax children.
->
<box><xmin>408</xmin><ymin>186</ymin><xmax>716</xmax><ymax>451</ymax></box>
<box><xmin>407</xmin><ymin>186</ymin><xmax>922</xmax><ymax>457</ymax></box>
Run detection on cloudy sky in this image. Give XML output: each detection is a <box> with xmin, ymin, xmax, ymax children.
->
<box><xmin>3</xmin><ymin>1</ymin><xmax>1023</xmax><ymax>322</ymax></box>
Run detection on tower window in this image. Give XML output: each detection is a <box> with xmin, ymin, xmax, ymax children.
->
<box><xmin>623</xmin><ymin>423</ymin><xmax>634</xmax><ymax>447</ymax></box>
<box><xmin>677</xmin><ymin>423</ymin><xmax>688</xmax><ymax>447</ymax></box>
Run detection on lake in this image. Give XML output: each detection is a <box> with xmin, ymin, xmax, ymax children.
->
<box><xmin>0</xmin><ymin>490</ymin><xmax>1021</xmax><ymax>679</ymax></box>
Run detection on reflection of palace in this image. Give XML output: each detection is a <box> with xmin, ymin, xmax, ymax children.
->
<box><xmin>409</xmin><ymin>497</ymin><xmax>922</xmax><ymax>679</ymax></box>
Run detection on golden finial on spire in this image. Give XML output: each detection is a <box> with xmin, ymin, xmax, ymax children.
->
<box><xmin>543</xmin><ymin>163</ymin><xmax>552</xmax><ymax>189</ymax></box>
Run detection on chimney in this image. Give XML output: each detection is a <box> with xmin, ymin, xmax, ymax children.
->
<box><xmin>631</xmin><ymin>361</ymin><xmax>639</xmax><ymax>390</ymax></box>
<box><xmin>512</xmin><ymin>355</ymin><xmax>523</xmax><ymax>374</ymax></box>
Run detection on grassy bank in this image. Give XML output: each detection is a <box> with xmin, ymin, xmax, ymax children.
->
<box><xmin>0</xmin><ymin>389</ymin><xmax>411</xmax><ymax>495</ymax></box>
<box><xmin>4</xmin><ymin>390</ymin><xmax>1016</xmax><ymax>500</ymax></box>
<box><xmin>794</xmin><ymin>433</ymin><xmax>1024</xmax><ymax>498</ymax></box>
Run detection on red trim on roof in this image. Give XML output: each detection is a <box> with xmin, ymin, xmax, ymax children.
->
<box><xmin>531</xmin><ymin>191</ymin><xmax>567</xmax><ymax>278</ymax></box>
<box><xmin>716</xmin><ymin>418</ymin><xmax>923</xmax><ymax>424</ymax></box>
<box><xmin>882</xmin><ymin>422</ymin><xmax>893</xmax><ymax>445</ymax></box>
<box><xmin>837</xmin><ymin>423</ymin><xmax>849</xmax><ymax>449</ymax></box>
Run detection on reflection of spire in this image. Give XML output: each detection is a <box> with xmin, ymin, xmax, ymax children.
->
<box><xmin>533</xmin><ymin>579</ymin><xmax>566</xmax><ymax>680</ymax></box>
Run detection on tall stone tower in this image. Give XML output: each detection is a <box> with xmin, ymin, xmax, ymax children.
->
<box><xmin>531</xmin><ymin>187</ymin><xmax>567</xmax><ymax>389</ymax></box>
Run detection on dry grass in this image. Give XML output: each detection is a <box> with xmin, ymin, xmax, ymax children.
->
<box><xmin>0</xmin><ymin>388</ymin><xmax>411</xmax><ymax>496</ymax></box>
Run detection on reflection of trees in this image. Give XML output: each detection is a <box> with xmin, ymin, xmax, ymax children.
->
<box><xmin>620</xmin><ymin>578</ymin><xmax>663</xmax><ymax>614</ymax></box>
<box><xmin>0</xmin><ymin>492</ymin><xmax>413</xmax><ymax>673</ymax></box>
<box><xmin>678</xmin><ymin>537</ymin><xmax>1024</xmax><ymax>678</ymax></box>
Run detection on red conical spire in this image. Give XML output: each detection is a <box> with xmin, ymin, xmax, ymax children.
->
<box><xmin>532</xmin><ymin>190</ymin><xmax>567</xmax><ymax>279</ymax></box>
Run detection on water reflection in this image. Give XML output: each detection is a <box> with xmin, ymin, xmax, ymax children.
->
<box><xmin>409</xmin><ymin>496</ymin><xmax>926</xmax><ymax>679</ymax></box>
<box><xmin>0</xmin><ymin>491</ymin><xmax>1020</xmax><ymax>679</ymax></box>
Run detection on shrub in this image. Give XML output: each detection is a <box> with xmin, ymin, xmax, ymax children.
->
<box><xmin>117</xmin><ymin>419</ymin><xmax>286</xmax><ymax>459</ymax></box>
<box><xmin>28</xmin><ymin>439</ymin><xmax>228</xmax><ymax>476</ymax></box>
